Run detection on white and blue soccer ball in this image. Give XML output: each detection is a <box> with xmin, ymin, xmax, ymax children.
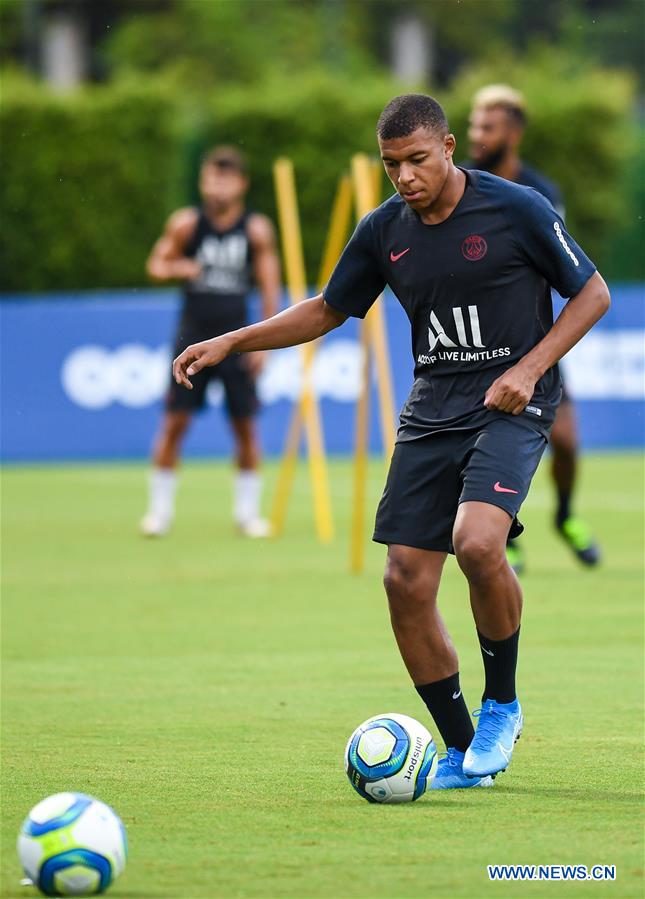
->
<box><xmin>17</xmin><ymin>792</ymin><xmax>127</xmax><ymax>896</ymax></box>
<box><xmin>344</xmin><ymin>713</ymin><xmax>438</xmax><ymax>803</ymax></box>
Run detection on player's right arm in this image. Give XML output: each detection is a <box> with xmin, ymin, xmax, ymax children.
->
<box><xmin>146</xmin><ymin>208</ymin><xmax>201</xmax><ymax>283</ymax></box>
<box><xmin>173</xmin><ymin>209</ymin><xmax>385</xmax><ymax>389</ymax></box>
<box><xmin>173</xmin><ymin>296</ymin><xmax>346</xmax><ymax>388</ymax></box>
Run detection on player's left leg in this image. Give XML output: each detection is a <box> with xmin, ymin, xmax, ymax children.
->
<box><xmin>229</xmin><ymin>416</ymin><xmax>270</xmax><ymax>537</ymax></box>
<box><xmin>453</xmin><ymin>501</ymin><xmax>524</xmax><ymax>778</ymax></box>
<box><xmin>384</xmin><ymin>543</ymin><xmax>493</xmax><ymax>790</ymax></box>
<box><xmin>220</xmin><ymin>355</ymin><xmax>270</xmax><ymax>537</ymax></box>
<box><xmin>550</xmin><ymin>398</ymin><xmax>600</xmax><ymax>565</ymax></box>
<box><xmin>451</xmin><ymin>416</ymin><xmax>549</xmax><ymax>778</ymax></box>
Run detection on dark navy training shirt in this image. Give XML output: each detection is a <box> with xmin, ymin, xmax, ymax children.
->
<box><xmin>462</xmin><ymin>160</ymin><xmax>564</xmax><ymax>216</ymax></box>
<box><xmin>323</xmin><ymin>168</ymin><xmax>596</xmax><ymax>439</ymax></box>
<box><xmin>514</xmin><ymin>162</ymin><xmax>564</xmax><ymax>216</ymax></box>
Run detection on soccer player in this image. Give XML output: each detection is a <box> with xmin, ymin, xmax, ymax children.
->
<box><xmin>173</xmin><ymin>96</ymin><xmax>610</xmax><ymax>787</ymax></box>
<box><xmin>141</xmin><ymin>146</ymin><xmax>280</xmax><ymax>538</ymax></box>
<box><xmin>466</xmin><ymin>84</ymin><xmax>601</xmax><ymax>572</ymax></box>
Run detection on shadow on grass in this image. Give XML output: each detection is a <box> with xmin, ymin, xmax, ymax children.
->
<box><xmin>498</xmin><ymin>784</ymin><xmax>641</xmax><ymax>804</ymax></box>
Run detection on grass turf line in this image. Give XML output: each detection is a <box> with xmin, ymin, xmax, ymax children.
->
<box><xmin>1</xmin><ymin>454</ymin><xmax>643</xmax><ymax>898</ymax></box>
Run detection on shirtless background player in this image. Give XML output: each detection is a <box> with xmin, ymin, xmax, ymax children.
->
<box><xmin>141</xmin><ymin>146</ymin><xmax>280</xmax><ymax>538</ymax></box>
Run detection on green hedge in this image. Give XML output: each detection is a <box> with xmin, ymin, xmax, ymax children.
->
<box><xmin>0</xmin><ymin>78</ymin><xmax>183</xmax><ymax>291</ymax></box>
<box><xmin>197</xmin><ymin>71</ymin><xmax>397</xmax><ymax>280</ymax></box>
<box><xmin>0</xmin><ymin>60</ymin><xmax>638</xmax><ymax>292</ymax></box>
<box><xmin>443</xmin><ymin>47</ymin><xmax>636</xmax><ymax>269</ymax></box>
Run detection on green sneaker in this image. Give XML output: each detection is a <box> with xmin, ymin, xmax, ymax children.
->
<box><xmin>506</xmin><ymin>538</ymin><xmax>525</xmax><ymax>576</ymax></box>
<box><xmin>556</xmin><ymin>516</ymin><xmax>601</xmax><ymax>566</ymax></box>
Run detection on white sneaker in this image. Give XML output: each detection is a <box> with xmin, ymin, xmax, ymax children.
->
<box><xmin>237</xmin><ymin>518</ymin><xmax>272</xmax><ymax>538</ymax></box>
<box><xmin>139</xmin><ymin>514</ymin><xmax>172</xmax><ymax>537</ymax></box>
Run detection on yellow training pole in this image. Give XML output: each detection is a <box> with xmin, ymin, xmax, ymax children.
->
<box><xmin>349</xmin><ymin>154</ymin><xmax>397</xmax><ymax>570</ymax></box>
<box><xmin>351</xmin><ymin>154</ymin><xmax>396</xmax><ymax>461</ymax></box>
<box><xmin>350</xmin><ymin>323</ymin><xmax>371</xmax><ymax>573</ymax></box>
<box><xmin>317</xmin><ymin>175</ymin><xmax>354</xmax><ymax>286</ymax></box>
<box><xmin>369</xmin><ymin>309</ymin><xmax>396</xmax><ymax>462</ymax></box>
<box><xmin>272</xmin><ymin>173</ymin><xmax>354</xmax><ymax>537</ymax></box>
<box><xmin>371</xmin><ymin>158</ymin><xmax>382</xmax><ymax>207</ymax></box>
<box><xmin>271</xmin><ymin>158</ymin><xmax>333</xmax><ymax>542</ymax></box>
<box><xmin>270</xmin><ymin>394</ymin><xmax>303</xmax><ymax>537</ymax></box>
<box><xmin>348</xmin><ymin>155</ymin><xmax>377</xmax><ymax>571</ymax></box>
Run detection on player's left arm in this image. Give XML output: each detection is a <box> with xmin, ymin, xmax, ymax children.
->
<box><xmin>246</xmin><ymin>213</ymin><xmax>281</xmax><ymax>376</ymax></box>
<box><xmin>485</xmin><ymin>271</ymin><xmax>610</xmax><ymax>415</ymax></box>
<box><xmin>485</xmin><ymin>191</ymin><xmax>610</xmax><ymax>415</ymax></box>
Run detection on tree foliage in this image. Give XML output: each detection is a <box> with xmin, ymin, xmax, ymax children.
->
<box><xmin>104</xmin><ymin>0</ymin><xmax>374</xmax><ymax>89</ymax></box>
<box><xmin>1</xmin><ymin>52</ymin><xmax>636</xmax><ymax>291</ymax></box>
<box><xmin>0</xmin><ymin>75</ymin><xmax>182</xmax><ymax>291</ymax></box>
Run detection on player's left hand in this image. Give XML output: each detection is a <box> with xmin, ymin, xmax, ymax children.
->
<box><xmin>484</xmin><ymin>363</ymin><xmax>537</xmax><ymax>415</ymax></box>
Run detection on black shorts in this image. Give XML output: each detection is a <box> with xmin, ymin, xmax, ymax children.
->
<box><xmin>373</xmin><ymin>416</ymin><xmax>548</xmax><ymax>553</ymax></box>
<box><xmin>167</xmin><ymin>327</ymin><xmax>257</xmax><ymax>419</ymax></box>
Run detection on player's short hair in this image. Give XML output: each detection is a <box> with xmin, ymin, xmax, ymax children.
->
<box><xmin>201</xmin><ymin>145</ymin><xmax>248</xmax><ymax>174</ymax></box>
<box><xmin>377</xmin><ymin>94</ymin><xmax>449</xmax><ymax>141</ymax></box>
<box><xmin>471</xmin><ymin>84</ymin><xmax>527</xmax><ymax>128</ymax></box>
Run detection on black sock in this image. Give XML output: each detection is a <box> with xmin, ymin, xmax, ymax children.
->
<box><xmin>415</xmin><ymin>673</ymin><xmax>474</xmax><ymax>752</ymax></box>
<box><xmin>477</xmin><ymin>627</ymin><xmax>520</xmax><ymax>704</ymax></box>
<box><xmin>556</xmin><ymin>489</ymin><xmax>571</xmax><ymax>526</ymax></box>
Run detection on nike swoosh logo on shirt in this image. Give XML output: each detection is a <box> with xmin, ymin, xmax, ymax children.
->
<box><xmin>390</xmin><ymin>248</ymin><xmax>410</xmax><ymax>262</ymax></box>
<box><xmin>494</xmin><ymin>481</ymin><xmax>519</xmax><ymax>494</ymax></box>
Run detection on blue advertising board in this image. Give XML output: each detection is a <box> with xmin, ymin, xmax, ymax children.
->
<box><xmin>1</xmin><ymin>285</ymin><xmax>643</xmax><ymax>462</ymax></box>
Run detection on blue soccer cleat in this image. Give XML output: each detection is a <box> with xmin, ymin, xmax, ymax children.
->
<box><xmin>463</xmin><ymin>699</ymin><xmax>523</xmax><ymax>778</ymax></box>
<box><xmin>430</xmin><ymin>747</ymin><xmax>494</xmax><ymax>789</ymax></box>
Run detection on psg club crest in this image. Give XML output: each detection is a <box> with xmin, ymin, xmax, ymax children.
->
<box><xmin>461</xmin><ymin>234</ymin><xmax>488</xmax><ymax>261</ymax></box>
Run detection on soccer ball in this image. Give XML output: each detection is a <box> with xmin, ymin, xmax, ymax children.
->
<box><xmin>344</xmin><ymin>713</ymin><xmax>438</xmax><ymax>803</ymax></box>
<box><xmin>17</xmin><ymin>792</ymin><xmax>127</xmax><ymax>896</ymax></box>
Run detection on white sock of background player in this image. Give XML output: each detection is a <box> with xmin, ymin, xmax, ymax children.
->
<box><xmin>233</xmin><ymin>469</ymin><xmax>262</xmax><ymax>525</ymax></box>
<box><xmin>146</xmin><ymin>468</ymin><xmax>178</xmax><ymax>526</ymax></box>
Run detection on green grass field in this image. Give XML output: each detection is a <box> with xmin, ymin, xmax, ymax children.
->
<box><xmin>1</xmin><ymin>453</ymin><xmax>643</xmax><ymax>898</ymax></box>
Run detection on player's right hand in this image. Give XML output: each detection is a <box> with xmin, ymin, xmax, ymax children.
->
<box><xmin>177</xmin><ymin>259</ymin><xmax>202</xmax><ymax>282</ymax></box>
<box><xmin>173</xmin><ymin>336</ymin><xmax>232</xmax><ymax>389</ymax></box>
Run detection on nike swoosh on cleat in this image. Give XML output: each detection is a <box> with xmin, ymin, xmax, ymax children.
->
<box><xmin>390</xmin><ymin>248</ymin><xmax>410</xmax><ymax>262</ymax></box>
<box><xmin>497</xmin><ymin>740</ymin><xmax>513</xmax><ymax>762</ymax></box>
<box><xmin>481</xmin><ymin>647</ymin><xmax>495</xmax><ymax>656</ymax></box>
<box><xmin>452</xmin><ymin>690</ymin><xmax>462</xmax><ymax>699</ymax></box>
<box><xmin>494</xmin><ymin>481</ymin><xmax>519</xmax><ymax>494</ymax></box>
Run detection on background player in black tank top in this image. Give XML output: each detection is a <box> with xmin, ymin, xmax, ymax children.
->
<box><xmin>141</xmin><ymin>146</ymin><xmax>280</xmax><ymax>538</ymax></box>
<box><xmin>466</xmin><ymin>84</ymin><xmax>601</xmax><ymax>572</ymax></box>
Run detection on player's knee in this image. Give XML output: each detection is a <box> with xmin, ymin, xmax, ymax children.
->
<box><xmin>551</xmin><ymin>406</ymin><xmax>578</xmax><ymax>455</ymax></box>
<box><xmin>232</xmin><ymin>417</ymin><xmax>256</xmax><ymax>445</ymax></box>
<box><xmin>550</xmin><ymin>426</ymin><xmax>577</xmax><ymax>457</ymax></box>
<box><xmin>162</xmin><ymin>413</ymin><xmax>190</xmax><ymax>441</ymax></box>
<box><xmin>453</xmin><ymin>529</ymin><xmax>505</xmax><ymax>582</ymax></box>
<box><xmin>383</xmin><ymin>554</ymin><xmax>427</xmax><ymax>614</ymax></box>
